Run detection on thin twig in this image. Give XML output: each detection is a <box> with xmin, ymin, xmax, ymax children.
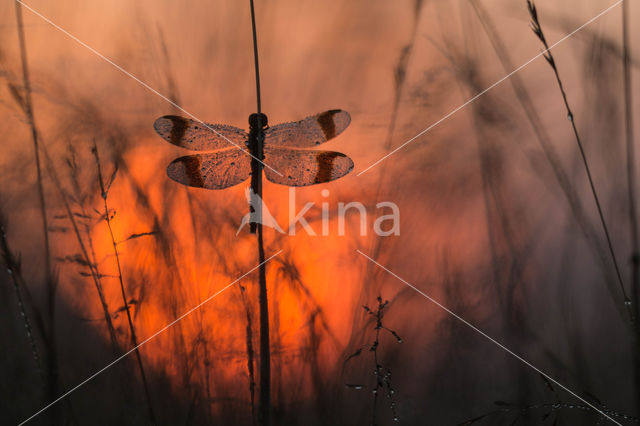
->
<box><xmin>93</xmin><ymin>142</ymin><xmax>157</xmax><ymax>425</ymax></box>
<box><xmin>345</xmin><ymin>296</ymin><xmax>402</xmax><ymax>424</ymax></box>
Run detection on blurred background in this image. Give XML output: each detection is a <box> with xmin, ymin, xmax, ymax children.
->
<box><xmin>0</xmin><ymin>0</ymin><xmax>638</xmax><ymax>424</ymax></box>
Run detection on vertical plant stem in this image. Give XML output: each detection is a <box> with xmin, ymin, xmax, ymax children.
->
<box><xmin>348</xmin><ymin>297</ymin><xmax>400</xmax><ymax>424</ymax></box>
<box><xmin>247</xmin><ymin>323</ymin><xmax>257</xmax><ymax>425</ymax></box>
<box><xmin>249</xmin><ymin>1</ymin><xmax>270</xmax><ymax>424</ymax></box>
<box><xmin>93</xmin><ymin>144</ymin><xmax>157</xmax><ymax>425</ymax></box>
<box><xmin>257</xmin><ymin>222</ymin><xmax>270</xmax><ymax>426</ymax></box>
<box><xmin>371</xmin><ymin>308</ymin><xmax>382</xmax><ymax>426</ymax></box>
<box><xmin>14</xmin><ymin>1</ymin><xmax>58</xmax><ymax>417</ymax></box>
<box><xmin>67</xmin><ymin>148</ymin><xmax>120</xmax><ymax>353</ymax></box>
<box><xmin>0</xmin><ymin>221</ymin><xmax>44</xmax><ymax>379</ymax></box>
<box><xmin>83</xmin><ymin>223</ymin><xmax>121</xmax><ymax>353</ymax></box>
<box><xmin>370</xmin><ymin>0</ymin><xmax>423</xmax><ymax>204</ymax></box>
<box><xmin>242</xmin><ymin>286</ymin><xmax>257</xmax><ymax>425</ymax></box>
<box><xmin>201</xmin><ymin>328</ymin><xmax>213</xmax><ymax>422</ymax></box>
<box><xmin>621</xmin><ymin>0</ymin><xmax>640</xmax><ymax>409</ymax></box>
<box><xmin>346</xmin><ymin>0</ymin><xmax>424</xmax><ymax>362</ymax></box>
<box><xmin>41</xmin><ymin>142</ymin><xmax>120</xmax><ymax>355</ymax></box>
<box><xmin>469</xmin><ymin>0</ymin><xmax>626</xmax><ymax>325</ymax></box>
<box><xmin>250</xmin><ymin>0</ymin><xmax>262</xmax><ymax>113</ymax></box>
<box><xmin>622</xmin><ymin>0</ymin><xmax>638</xmax><ymax>320</ymax></box>
<box><xmin>527</xmin><ymin>0</ymin><xmax>632</xmax><ymax>321</ymax></box>
<box><xmin>431</xmin><ymin>4</ymin><xmax>515</xmax><ymax>316</ymax></box>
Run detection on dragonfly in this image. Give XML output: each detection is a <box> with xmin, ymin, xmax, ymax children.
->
<box><xmin>153</xmin><ymin>109</ymin><xmax>354</xmax><ymax>232</ymax></box>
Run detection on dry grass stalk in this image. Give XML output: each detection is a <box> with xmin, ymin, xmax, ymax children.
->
<box><xmin>240</xmin><ymin>283</ymin><xmax>257</xmax><ymax>425</ymax></box>
<box><xmin>0</xmin><ymin>216</ymin><xmax>44</xmax><ymax>379</ymax></box>
<box><xmin>467</xmin><ymin>0</ymin><xmax>621</xmax><ymax>310</ymax></box>
<box><xmin>92</xmin><ymin>142</ymin><xmax>157</xmax><ymax>424</ymax></box>
<box><xmin>345</xmin><ymin>296</ymin><xmax>402</xmax><ymax>424</ymax></box>
<box><xmin>527</xmin><ymin>0</ymin><xmax>632</xmax><ymax>321</ymax></box>
<box><xmin>622</xmin><ymin>0</ymin><xmax>639</xmax><ymax>318</ymax></box>
<box><xmin>64</xmin><ymin>145</ymin><xmax>120</xmax><ymax>353</ymax></box>
<box><xmin>459</xmin><ymin>374</ymin><xmax>637</xmax><ymax>425</ymax></box>
<box><xmin>12</xmin><ymin>2</ymin><xmax>58</xmax><ymax>414</ymax></box>
<box><xmin>344</xmin><ymin>0</ymin><xmax>425</xmax><ymax>373</ymax></box>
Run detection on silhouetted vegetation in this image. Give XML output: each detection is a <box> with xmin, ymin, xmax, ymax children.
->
<box><xmin>1</xmin><ymin>0</ymin><xmax>638</xmax><ymax>425</ymax></box>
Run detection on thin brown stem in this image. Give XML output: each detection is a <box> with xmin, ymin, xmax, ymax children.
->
<box><xmin>248</xmin><ymin>1</ymin><xmax>270</xmax><ymax>424</ymax></box>
<box><xmin>527</xmin><ymin>0</ymin><xmax>632</xmax><ymax>322</ymax></box>
<box><xmin>14</xmin><ymin>2</ymin><xmax>58</xmax><ymax>418</ymax></box>
<box><xmin>93</xmin><ymin>143</ymin><xmax>157</xmax><ymax>425</ymax></box>
<box><xmin>257</xmin><ymin>221</ymin><xmax>270</xmax><ymax>426</ymax></box>
<box><xmin>469</xmin><ymin>0</ymin><xmax>612</xmax><ymax>283</ymax></box>
<box><xmin>621</xmin><ymin>0</ymin><xmax>640</xmax><ymax>410</ymax></box>
<box><xmin>345</xmin><ymin>0</ymin><xmax>424</xmax><ymax>367</ymax></box>
<box><xmin>0</xmin><ymin>219</ymin><xmax>44</xmax><ymax>379</ymax></box>
<box><xmin>347</xmin><ymin>297</ymin><xmax>401</xmax><ymax>424</ymax></box>
<box><xmin>240</xmin><ymin>285</ymin><xmax>257</xmax><ymax>425</ymax></box>
<box><xmin>66</xmin><ymin>147</ymin><xmax>120</xmax><ymax>354</ymax></box>
<box><xmin>622</xmin><ymin>0</ymin><xmax>638</xmax><ymax>321</ymax></box>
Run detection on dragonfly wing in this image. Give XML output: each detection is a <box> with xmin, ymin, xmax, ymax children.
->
<box><xmin>154</xmin><ymin>115</ymin><xmax>247</xmax><ymax>150</ymax></box>
<box><xmin>264</xmin><ymin>110</ymin><xmax>350</xmax><ymax>148</ymax></box>
<box><xmin>263</xmin><ymin>146</ymin><xmax>353</xmax><ymax>186</ymax></box>
<box><xmin>167</xmin><ymin>148</ymin><xmax>250</xmax><ymax>190</ymax></box>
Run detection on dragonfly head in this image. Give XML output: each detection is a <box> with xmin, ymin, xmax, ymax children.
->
<box><xmin>249</xmin><ymin>113</ymin><xmax>268</xmax><ymax>130</ymax></box>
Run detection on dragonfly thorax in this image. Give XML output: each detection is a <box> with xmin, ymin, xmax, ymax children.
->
<box><xmin>249</xmin><ymin>113</ymin><xmax>268</xmax><ymax>130</ymax></box>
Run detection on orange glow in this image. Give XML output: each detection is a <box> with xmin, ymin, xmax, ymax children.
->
<box><xmin>3</xmin><ymin>0</ymin><xmax>633</xmax><ymax>423</ymax></box>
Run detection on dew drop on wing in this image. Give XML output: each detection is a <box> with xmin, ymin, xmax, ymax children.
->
<box><xmin>153</xmin><ymin>115</ymin><xmax>248</xmax><ymax>151</ymax></box>
<box><xmin>264</xmin><ymin>110</ymin><xmax>351</xmax><ymax>148</ymax></box>
<box><xmin>263</xmin><ymin>146</ymin><xmax>353</xmax><ymax>186</ymax></box>
<box><xmin>167</xmin><ymin>151</ymin><xmax>250</xmax><ymax>190</ymax></box>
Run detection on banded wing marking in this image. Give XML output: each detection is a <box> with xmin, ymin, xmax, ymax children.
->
<box><xmin>154</xmin><ymin>115</ymin><xmax>247</xmax><ymax>151</ymax></box>
<box><xmin>263</xmin><ymin>146</ymin><xmax>353</xmax><ymax>186</ymax></box>
<box><xmin>167</xmin><ymin>149</ymin><xmax>250</xmax><ymax>190</ymax></box>
<box><xmin>264</xmin><ymin>110</ymin><xmax>350</xmax><ymax>148</ymax></box>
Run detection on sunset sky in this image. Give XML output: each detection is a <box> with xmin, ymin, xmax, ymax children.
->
<box><xmin>1</xmin><ymin>0</ymin><xmax>638</xmax><ymax>425</ymax></box>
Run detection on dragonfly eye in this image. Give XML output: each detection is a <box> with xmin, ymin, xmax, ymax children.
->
<box><xmin>249</xmin><ymin>113</ymin><xmax>268</xmax><ymax>129</ymax></box>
